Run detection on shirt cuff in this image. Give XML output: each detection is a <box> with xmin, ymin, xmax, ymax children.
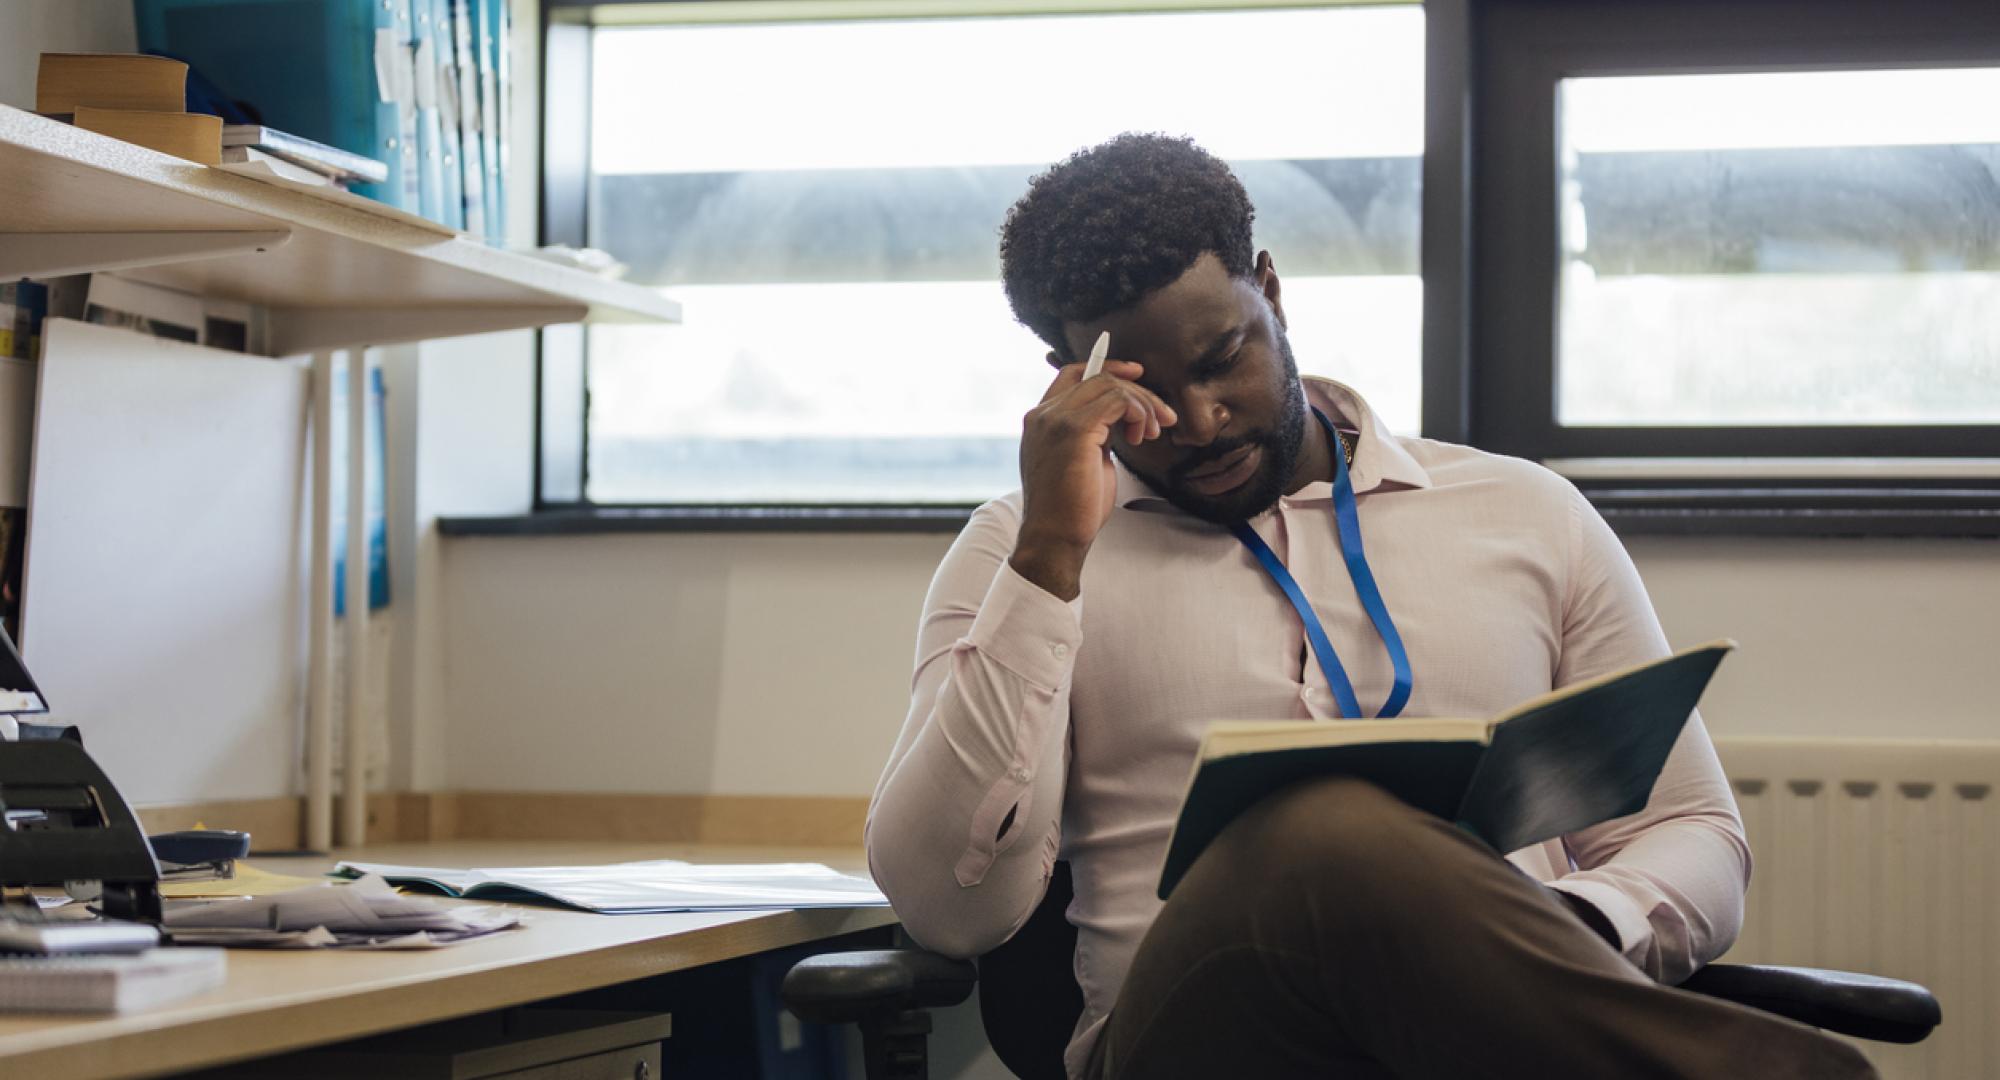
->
<box><xmin>963</xmin><ymin>561</ymin><xmax>1084</xmax><ymax>692</ymax></box>
<box><xmin>1547</xmin><ymin>877</ymin><xmax>1655</xmax><ymax>969</ymax></box>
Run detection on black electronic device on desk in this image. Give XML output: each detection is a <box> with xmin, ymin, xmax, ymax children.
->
<box><xmin>151</xmin><ymin>828</ymin><xmax>252</xmax><ymax>884</ymax></box>
<box><xmin>0</xmin><ymin>627</ymin><xmax>164</xmax><ymax>931</ymax></box>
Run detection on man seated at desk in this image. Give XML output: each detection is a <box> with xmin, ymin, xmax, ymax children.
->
<box><xmin>865</xmin><ymin>135</ymin><xmax>1872</xmax><ymax>1079</ymax></box>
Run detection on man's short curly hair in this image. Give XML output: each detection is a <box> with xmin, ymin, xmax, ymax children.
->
<box><xmin>1000</xmin><ymin>133</ymin><xmax>1256</xmax><ymax>360</ymax></box>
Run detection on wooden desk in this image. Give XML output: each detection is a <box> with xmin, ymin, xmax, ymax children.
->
<box><xmin>0</xmin><ymin>841</ymin><xmax>897</xmax><ymax>1080</ymax></box>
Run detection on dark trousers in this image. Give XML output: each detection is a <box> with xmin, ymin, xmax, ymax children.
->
<box><xmin>1084</xmin><ymin>777</ymin><xmax>1876</xmax><ymax>1079</ymax></box>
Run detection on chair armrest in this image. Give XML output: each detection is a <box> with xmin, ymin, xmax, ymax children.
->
<box><xmin>1678</xmin><ymin>963</ymin><xmax>1940</xmax><ymax>1044</ymax></box>
<box><xmin>781</xmin><ymin>948</ymin><xmax>979</xmax><ymax>1025</ymax></box>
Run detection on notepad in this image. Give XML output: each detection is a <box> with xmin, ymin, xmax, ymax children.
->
<box><xmin>0</xmin><ymin>948</ymin><xmax>225</xmax><ymax>1013</ymax></box>
<box><xmin>333</xmin><ymin>859</ymin><xmax>890</xmax><ymax>914</ymax></box>
<box><xmin>1158</xmin><ymin>640</ymin><xmax>1734</xmax><ymax>898</ymax></box>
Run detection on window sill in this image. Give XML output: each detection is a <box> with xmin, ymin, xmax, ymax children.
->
<box><xmin>439</xmin><ymin>505</ymin><xmax>977</xmax><ymax>536</ymax></box>
<box><xmin>446</xmin><ymin>484</ymin><xmax>2000</xmax><ymax>539</ymax></box>
<box><xmin>1579</xmin><ymin>482</ymin><xmax>2000</xmax><ymax>538</ymax></box>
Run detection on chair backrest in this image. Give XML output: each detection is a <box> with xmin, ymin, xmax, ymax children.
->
<box><xmin>977</xmin><ymin>861</ymin><xmax>1084</xmax><ymax>1080</ymax></box>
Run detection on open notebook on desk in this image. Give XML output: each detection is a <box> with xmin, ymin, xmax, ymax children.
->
<box><xmin>335</xmin><ymin>859</ymin><xmax>889</xmax><ymax>914</ymax></box>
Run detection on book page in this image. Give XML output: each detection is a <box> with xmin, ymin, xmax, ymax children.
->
<box><xmin>336</xmin><ymin>861</ymin><xmax>487</xmax><ymax>895</ymax></box>
<box><xmin>1457</xmin><ymin>641</ymin><xmax>1734</xmax><ymax>853</ymax></box>
<box><xmin>1201</xmin><ymin>717</ymin><xmax>1492</xmax><ymax>760</ymax></box>
<box><xmin>1490</xmin><ymin>639</ymin><xmax>1737</xmax><ymax>726</ymax></box>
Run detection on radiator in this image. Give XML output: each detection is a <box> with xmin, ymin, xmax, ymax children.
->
<box><xmin>1715</xmin><ymin>737</ymin><xmax>1999</xmax><ymax>1079</ymax></box>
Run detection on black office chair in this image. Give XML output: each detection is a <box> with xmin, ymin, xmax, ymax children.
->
<box><xmin>783</xmin><ymin>862</ymin><xmax>1941</xmax><ymax>1080</ymax></box>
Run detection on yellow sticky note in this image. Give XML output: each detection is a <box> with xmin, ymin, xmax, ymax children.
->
<box><xmin>159</xmin><ymin>861</ymin><xmax>342</xmax><ymax>898</ymax></box>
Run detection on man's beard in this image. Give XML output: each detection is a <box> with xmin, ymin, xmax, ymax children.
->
<box><xmin>1123</xmin><ymin>332</ymin><xmax>1310</xmax><ymax>526</ymax></box>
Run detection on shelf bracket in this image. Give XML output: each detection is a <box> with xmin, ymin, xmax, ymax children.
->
<box><xmin>0</xmin><ymin>229</ymin><xmax>294</xmax><ymax>279</ymax></box>
<box><xmin>266</xmin><ymin>303</ymin><xmax>590</xmax><ymax>355</ymax></box>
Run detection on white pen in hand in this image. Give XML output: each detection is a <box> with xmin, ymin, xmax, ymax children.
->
<box><xmin>1082</xmin><ymin>330</ymin><xmax>1110</xmax><ymax>380</ymax></box>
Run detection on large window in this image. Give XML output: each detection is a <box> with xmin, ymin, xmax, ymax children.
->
<box><xmin>1556</xmin><ymin>69</ymin><xmax>2000</xmax><ymax>429</ymax></box>
<box><xmin>523</xmin><ymin>0</ymin><xmax>2000</xmax><ymax>536</ymax></box>
<box><xmin>565</xmin><ymin>4</ymin><xmax>1425</xmax><ymax>504</ymax></box>
<box><xmin>1465</xmin><ymin>0</ymin><xmax>2000</xmax><ymax>468</ymax></box>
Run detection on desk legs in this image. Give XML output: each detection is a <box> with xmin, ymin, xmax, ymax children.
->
<box><xmin>306</xmin><ymin>352</ymin><xmax>334</xmax><ymax>853</ymax></box>
<box><xmin>305</xmin><ymin>347</ymin><xmax>372</xmax><ymax>851</ymax></box>
<box><xmin>343</xmin><ymin>347</ymin><xmax>370</xmax><ymax>848</ymax></box>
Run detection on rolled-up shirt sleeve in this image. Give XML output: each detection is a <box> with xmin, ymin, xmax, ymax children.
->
<box><xmin>866</xmin><ymin>495</ymin><xmax>1077</xmax><ymax>958</ymax></box>
<box><xmin>1544</xmin><ymin>483</ymin><xmax>1752</xmax><ymax>984</ymax></box>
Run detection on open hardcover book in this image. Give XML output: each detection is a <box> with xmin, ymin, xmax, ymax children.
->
<box><xmin>1158</xmin><ymin>640</ymin><xmax>1735</xmax><ymax>899</ymax></box>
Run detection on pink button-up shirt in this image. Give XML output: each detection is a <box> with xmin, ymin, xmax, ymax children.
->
<box><xmin>867</xmin><ymin>378</ymin><xmax>1750</xmax><ymax>1078</ymax></box>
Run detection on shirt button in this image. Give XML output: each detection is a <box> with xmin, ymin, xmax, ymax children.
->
<box><xmin>1051</xmin><ymin>642</ymin><xmax>1070</xmax><ymax>660</ymax></box>
<box><xmin>1011</xmin><ymin>767</ymin><xmax>1032</xmax><ymax>782</ymax></box>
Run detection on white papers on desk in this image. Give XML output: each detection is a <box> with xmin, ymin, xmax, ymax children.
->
<box><xmin>0</xmin><ymin>948</ymin><xmax>225</xmax><ymax>1013</ymax></box>
<box><xmin>163</xmin><ymin>875</ymin><xmax>521</xmax><ymax>949</ymax></box>
<box><xmin>334</xmin><ymin>859</ymin><xmax>890</xmax><ymax>914</ymax></box>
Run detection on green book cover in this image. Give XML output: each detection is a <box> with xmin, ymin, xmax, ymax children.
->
<box><xmin>1157</xmin><ymin>640</ymin><xmax>1734</xmax><ymax>899</ymax></box>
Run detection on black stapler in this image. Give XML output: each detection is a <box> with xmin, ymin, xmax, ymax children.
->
<box><xmin>0</xmin><ymin>732</ymin><xmax>165</xmax><ymax>925</ymax></box>
<box><xmin>0</xmin><ymin>626</ymin><xmax>164</xmax><ymax>927</ymax></box>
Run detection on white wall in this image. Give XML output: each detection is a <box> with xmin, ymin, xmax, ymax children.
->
<box><xmin>0</xmin><ymin>0</ymin><xmax>136</xmax><ymax>110</ymax></box>
<box><xmin>442</xmin><ymin>531</ymin><xmax>942</xmax><ymax>794</ymax></box>
<box><xmin>355</xmin><ymin>0</ymin><xmax>548</xmax><ymax>795</ymax></box>
<box><xmin>1628</xmin><ymin>536</ymin><xmax>2000</xmax><ymax>739</ymax></box>
<box><xmin>438</xmin><ymin>531</ymin><xmax>2000</xmax><ymax>796</ymax></box>
<box><xmin>384</xmin><ymin>332</ymin><xmax>537</xmax><ymax>792</ymax></box>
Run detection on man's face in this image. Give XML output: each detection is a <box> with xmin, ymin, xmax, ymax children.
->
<box><xmin>1060</xmin><ymin>251</ymin><xmax>1309</xmax><ymax>525</ymax></box>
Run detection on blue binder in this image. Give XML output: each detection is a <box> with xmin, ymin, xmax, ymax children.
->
<box><xmin>492</xmin><ymin>0</ymin><xmax>511</xmax><ymax>246</ymax></box>
<box><xmin>133</xmin><ymin>0</ymin><xmax>420</xmax><ymax>212</ymax></box>
<box><xmin>429</xmin><ymin>0</ymin><xmax>466</xmax><ymax>230</ymax></box>
<box><xmin>473</xmin><ymin>0</ymin><xmax>504</xmax><ymax>245</ymax></box>
<box><xmin>449</xmin><ymin>0</ymin><xmax>487</xmax><ymax>238</ymax></box>
<box><xmin>410</xmin><ymin>0</ymin><xmax>446</xmax><ymax>222</ymax></box>
<box><xmin>330</xmin><ymin>360</ymin><xmax>391</xmax><ymax>616</ymax></box>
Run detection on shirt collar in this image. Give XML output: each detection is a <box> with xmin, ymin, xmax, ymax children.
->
<box><xmin>1114</xmin><ymin>376</ymin><xmax>1431</xmax><ymax>510</ymax></box>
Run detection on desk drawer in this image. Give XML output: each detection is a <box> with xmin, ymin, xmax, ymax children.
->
<box><xmin>483</xmin><ymin>1040</ymin><xmax>659</xmax><ymax>1080</ymax></box>
<box><xmin>190</xmin><ymin>1007</ymin><xmax>671</xmax><ymax>1079</ymax></box>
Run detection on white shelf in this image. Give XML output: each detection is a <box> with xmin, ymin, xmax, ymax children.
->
<box><xmin>0</xmin><ymin>105</ymin><xmax>683</xmax><ymax>850</ymax></box>
<box><xmin>0</xmin><ymin>106</ymin><xmax>679</xmax><ymax>353</ymax></box>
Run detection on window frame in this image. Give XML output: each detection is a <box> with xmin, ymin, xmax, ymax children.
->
<box><xmin>502</xmin><ymin>0</ymin><xmax>2000</xmax><ymax>536</ymax></box>
<box><xmin>1433</xmin><ymin>0</ymin><xmax>2000</xmax><ymax>536</ymax></box>
<box><xmin>1461</xmin><ymin>0</ymin><xmax>2000</xmax><ymax>463</ymax></box>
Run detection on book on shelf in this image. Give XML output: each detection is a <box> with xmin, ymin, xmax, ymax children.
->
<box><xmin>0</xmin><ymin>948</ymin><xmax>226</xmax><ymax>1014</ymax></box>
<box><xmin>220</xmin><ymin>146</ymin><xmax>340</xmax><ymax>187</ymax></box>
<box><xmin>1157</xmin><ymin>640</ymin><xmax>1735</xmax><ymax>899</ymax></box>
<box><xmin>384</xmin><ymin>0</ymin><xmax>424</xmax><ymax>214</ymax></box>
<box><xmin>71</xmin><ymin>105</ymin><xmax>222</xmax><ymax>165</ymax></box>
<box><xmin>426</xmin><ymin>0</ymin><xmax>467</xmax><ymax>231</ymax></box>
<box><xmin>492</xmin><ymin>0</ymin><xmax>513</xmax><ymax>246</ymax></box>
<box><xmin>34</xmin><ymin>52</ymin><xmax>187</xmax><ymax>114</ymax></box>
<box><xmin>411</xmin><ymin>0</ymin><xmax>447</xmax><ymax>223</ymax></box>
<box><xmin>134</xmin><ymin>0</ymin><xmax>423</xmax><ymax>213</ymax></box>
<box><xmin>450</xmin><ymin>0</ymin><xmax>488</xmax><ymax>237</ymax></box>
<box><xmin>67</xmin><ymin>106</ymin><xmax>224</xmax><ymax>167</ymax></box>
<box><xmin>36</xmin><ymin>52</ymin><xmax>221</xmax><ymax>165</ymax></box>
<box><xmin>221</xmin><ymin>125</ymin><xmax>388</xmax><ymax>185</ymax></box>
<box><xmin>473</xmin><ymin>0</ymin><xmax>505</xmax><ymax>244</ymax></box>
<box><xmin>33</xmin><ymin>53</ymin><xmax>371</xmax><ymax>189</ymax></box>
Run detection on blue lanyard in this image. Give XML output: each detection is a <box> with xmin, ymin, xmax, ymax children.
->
<box><xmin>1231</xmin><ymin>408</ymin><xmax>1413</xmax><ymax>719</ymax></box>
